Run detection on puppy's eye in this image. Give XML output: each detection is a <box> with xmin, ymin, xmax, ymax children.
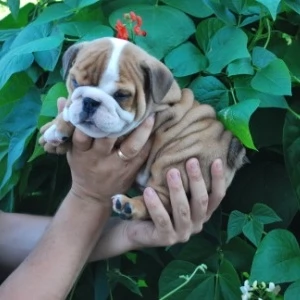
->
<box><xmin>72</xmin><ymin>78</ymin><xmax>79</xmax><ymax>88</ymax></box>
<box><xmin>113</xmin><ymin>90</ymin><xmax>131</xmax><ymax>101</ymax></box>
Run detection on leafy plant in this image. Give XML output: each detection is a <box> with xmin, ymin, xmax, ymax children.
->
<box><xmin>1</xmin><ymin>0</ymin><xmax>300</xmax><ymax>299</ymax></box>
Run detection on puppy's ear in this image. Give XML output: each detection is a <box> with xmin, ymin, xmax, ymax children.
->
<box><xmin>141</xmin><ymin>61</ymin><xmax>174</xmax><ymax>104</ymax></box>
<box><xmin>62</xmin><ymin>43</ymin><xmax>83</xmax><ymax>79</ymax></box>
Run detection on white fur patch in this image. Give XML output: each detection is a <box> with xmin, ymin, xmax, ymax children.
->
<box><xmin>99</xmin><ymin>38</ymin><xmax>128</xmax><ymax>94</ymax></box>
<box><xmin>43</xmin><ymin>124</ymin><xmax>65</xmax><ymax>145</ymax></box>
<box><xmin>63</xmin><ymin>107</ymin><xmax>70</xmax><ymax>122</ymax></box>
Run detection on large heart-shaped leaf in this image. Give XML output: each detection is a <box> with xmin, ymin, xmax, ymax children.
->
<box><xmin>165</xmin><ymin>42</ymin><xmax>207</xmax><ymax>77</ymax></box>
<box><xmin>206</xmin><ymin>26</ymin><xmax>250</xmax><ymax>74</ymax></box>
<box><xmin>255</xmin><ymin>0</ymin><xmax>281</xmax><ymax>20</ymax></box>
<box><xmin>251</xmin><ymin>59</ymin><xmax>292</xmax><ymax>96</ymax></box>
<box><xmin>218</xmin><ymin>99</ymin><xmax>260</xmax><ymax>149</ymax></box>
<box><xmin>189</xmin><ymin>76</ymin><xmax>229</xmax><ymax>111</ymax></box>
<box><xmin>250</xmin><ymin>229</ymin><xmax>300</xmax><ymax>283</ymax></box>
<box><xmin>109</xmin><ymin>4</ymin><xmax>195</xmax><ymax>59</ymax></box>
<box><xmin>161</xmin><ymin>0</ymin><xmax>213</xmax><ymax>18</ymax></box>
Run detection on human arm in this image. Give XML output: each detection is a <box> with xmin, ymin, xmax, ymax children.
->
<box><xmin>0</xmin><ymin>116</ymin><xmax>154</xmax><ymax>300</ymax></box>
<box><xmin>0</xmin><ymin>158</ymin><xmax>225</xmax><ymax>276</ymax></box>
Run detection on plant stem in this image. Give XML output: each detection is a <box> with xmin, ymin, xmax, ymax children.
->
<box><xmin>159</xmin><ymin>264</ymin><xmax>207</xmax><ymax>300</ymax></box>
<box><xmin>287</xmin><ymin>106</ymin><xmax>300</xmax><ymax>120</ymax></box>
<box><xmin>263</xmin><ymin>18</ymin><xmax>271</xmax><ymax>49</ymax></box>
<box><xmin>248</xmin><ymin>15</ymin><xmax>264</xmax><ymax>50</ymax></box>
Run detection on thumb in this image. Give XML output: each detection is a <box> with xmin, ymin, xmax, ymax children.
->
<box><xmin>57</xmin><ymin>97</ymin><xmax>68</xmax><ymax>113</ymax></box>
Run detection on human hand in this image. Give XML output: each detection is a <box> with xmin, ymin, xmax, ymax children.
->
<box><xmin>56</xmin><ymin>98</ymin><xmax>155</xmax><ymax>204</ymax></box>
<box><xmin>90</xmin><ymin>158</ymin><xmax>226</xmax><ymax>260</ymax></box>
<box><xmin>124</xmin><ymin>158</ymin><xmax>225</xmax><ymax>247</ymax></box>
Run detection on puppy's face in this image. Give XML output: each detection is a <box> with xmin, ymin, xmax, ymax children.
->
<box><xmin>62</xmin><ymin>37</ymin><xmax>173</xmax><ymax>138</ymax></box>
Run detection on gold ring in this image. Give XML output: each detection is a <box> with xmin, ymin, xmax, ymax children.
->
<box><xmin>117</xmin><ymin>148</ymin><xmax>130</xmax><ymax>161</ymax></box>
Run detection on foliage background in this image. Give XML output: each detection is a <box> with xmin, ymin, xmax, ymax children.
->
<box><xmin>1</xmin><ymin>0</ymin><xmax>300</xmax><ymax>299</ymax></box>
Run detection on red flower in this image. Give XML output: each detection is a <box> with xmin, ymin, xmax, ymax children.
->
<box><xmin>114</xmin><ymin>11</ymin><xmax>147</xmax><ymax>41</ymax></box>
<box><xmin>134</xmin><ymin>25</ymin><xmax>147</xmax><ymax>36</ymax></box>
<box><xmin>130</xmin><ymin>11</ymin><xmax>137</xmax><ymax>22</ymax></box>
<box><xmin>115</xmin><ymin>20</ymin><xmax>129</xmax><ymax>40</ymax></box>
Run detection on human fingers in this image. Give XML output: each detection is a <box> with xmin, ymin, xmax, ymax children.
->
<box><xmin>206</xmin><ymin>159</ymin><xmax>226</xmax><ymax>221</ymax></box>
<box><xmin>93</xmin><ymin>137</ymin><xmax>118</xmax><ymax>155</ymax></box>
<box><xmin>143</xmin><ymin>187</ymin><xmax>175</xmax><ymax>245</ymax></box>
<box><xmin>72</xmin><ymin>129</ymin><xmax>93</xmax><ymax>152</ymax></box>
<box><xmin>185</xmin><ymin>158</ymin><xmax>208</xmax><ymax>233</ymax></box>
<box><xmin>166</xmin><ymin>169</ymin><xmax>192</xmax><ymax>243</ymax></box>
<box><xmin>57</xmin><ymin>97</ymin><xmax>67</xmax><ymax>113</ymax></box>
<box><xmin>118</xmin><ymin>115</ymin><xmax>154</xmax><ymax>160</ymax></box>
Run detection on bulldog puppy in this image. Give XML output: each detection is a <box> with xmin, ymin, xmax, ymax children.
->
<box><xmin>39</xmin><ymin>37</ymin><xmax>246</xmax><ymax>220</ymax></box>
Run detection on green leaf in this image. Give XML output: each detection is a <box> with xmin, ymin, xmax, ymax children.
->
<box><xmin>125</xmin><ymin>252</ymin><xmax>137</xmax><ymax>264</ymax></box>
<box><xmin>242</xmin><ymin>218</ymin><xmax>263</xmax><ymax>247</ymax></box>
<box><xmin>203</xmin><ymin>0</ymin><xmax>237</xmax><ymax>25</ymax></box>
<box><xmin>251</xmin><ymin>203</ymin><xmax>282</xmax><ymax>225</ymax></box>
<box><xmin>0</xmin><ymin>89</ymin><xmax>41</xmax><ymax>199</ymax></box>
<box><xmin>283</xmin><ymin>111</ymin><xmax>300</xmax><ymax>206</ymax></box>
<box><xmin>159</xmin><ymin>260</ymin><xmax>208</xmax><ymax>299</ymax></box>
<box><xmin>165</xmin><ymin>42</ymin><xmax>207</xmax><ymax>77</ymax></box>
<box><xmin>256</xmin><ymin>0</ymin><xmax>281</xmax><ymax>20</ymax></box>
<box><xmin>196</xmin><ymin>18</ymin><xmax>225</xmax><ymax>54</ymax></box>
<box><xmin>0</xmin><ymin>72</ymin><xmax>33</xmax><ymax>119</ymax></box>
<box><xmin>189</xmin><ymin>76</ymin><xmax>229</xmax><ymax>111</ymax></box>
<box><xmin>58</xmin><ymin>21</ymin><xmax>101</xmax><ymax>37</ymax></box>
<box><xmin>109</xmin><ymin>4</ymin><xmax>195</xmax><ymax>60</ymax></box>
<box><xmin>285</xmin><ymin>280</ymin><xmax>300</xmax><ymax>300</ymax></box>
<box><xmin>7</xmin><ymin>0</ymin><xmax>20</xmax><ymax>19</ymax></box>
<box><xmin>0</xmin><ymin>37</ymin><xmax>64</xmax><ymax>89</ymax></box>
<box><xmin>252</xmin><ymin>46</ymin><xmax>277</xmax><ymax>69</ymax></box>
<box><xmin>234</xmin><ymin>76</ymin><xmax>288</xmax><ymax>109</ymax></box>
<box><xmin>40</xmin><ymin>83</ymin><xmax>68</xmax><ymax>117</ymax></box>
<box><xmin>217</xmin><ymin>259</ymin><xmax>241</xmax><ymax>300</ymax></box>
<box><xmin>64</xmin><ymin>0</ymin><xmax>100</xmax><ymax>10</ymax></box>
<box><xmin>206</xmin><ymin>26</ymin><xmax>250</xmax><ymax>74</ymax></box>
<box><xmin>108</xmin><ymin>269</ymin><xmax>142</xmax><ymax>296</ymax></box>
<box><xmin>160</xmin><ymin>0</ymin><xmax>213</xmax><ymax>18</ymax></box>
<box><xmin>77</xmin><ymin>25</ymin><xmax>114</xmax><ymax>42</ymax></box>
<box><xmin>33</xmin><ymin>3</ymin><xmax>74</xmax><ymax>25</ymax></box>
<box><xmin>137</xmin><ymin>279</ymin><xmax>148</xmax><ymax>288</ymax></box>
<box><xmin>250</xmin><ymin>229</ymin><xmax>300</xmax><ymax>283</ymax></box>
<box><xmin>218</xmin><ymin>99</ymin><xmax>260</xmax><ymax>149</ymax></box>
<box><xmin>227</xmin><ymin>58</ymin><xmax>254</xmax><ymax>76</ymax></box>
<box><xmin>223</xmin><ymin>236</ymin><xmax>256</xmax><ymax>272</ymax></box>
<box><xmin>177</xmin><ymin>235</ymin><xmax>218</xmax><ymax>264</ymax></box>
<box><xmin>221</xmin><ymin>0</ymin><xmax>247</xmax><ymax>13</ymax></box>
<box><xmin>251</xmin><ymin>59</ymin><xmax>292</xmax><ymax>96</ymax></box>
<box><xmin>285</xmin><ymin>0</ymin><xmax>300</xmax><ymax>14</ymax></box>
<box><xmin>34</xmin><ymin>27</ymin><xmax>63</xmax><ymax>71</ymax></box>
<box><xmin>226</xmin><ymin>210</ymin><xmax>247</xmax><ymax>243</ymax></box>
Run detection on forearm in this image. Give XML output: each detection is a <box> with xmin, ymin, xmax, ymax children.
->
<box><xmin>0</xmin><ymin>191</ymin><xmax>111</xmax><ymax>300</ymax></box>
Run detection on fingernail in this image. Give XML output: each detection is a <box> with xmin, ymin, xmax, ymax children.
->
<box><xmin>170</xmin><ymin>169</ymin><xmax>180</xmax><ymax>181</ymax></box>
<box><xmin>144</xmin><ymin>187</ymin><xmax>154</xmax><ymax>197</ymax></box>
<box><xmin>190</xmin><ymin>159</ymin><xmax>199</xmax><ymax>170</ymax></box>
<box><xmin>215</xmin><ymin>159</ymin><xmax>223</xmax><ymax>171</ymax></box>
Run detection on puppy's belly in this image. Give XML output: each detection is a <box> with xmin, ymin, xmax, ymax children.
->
<box><xmin>143</xmin><ymin>101</ymin><xmax>244</xmax><ymax>213</ymax></box>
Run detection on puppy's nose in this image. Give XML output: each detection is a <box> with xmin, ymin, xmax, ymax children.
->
<box><xmin>82</xmin><ymin>97</ymin><xmax>100</xmax><ymax>113</ymax></box>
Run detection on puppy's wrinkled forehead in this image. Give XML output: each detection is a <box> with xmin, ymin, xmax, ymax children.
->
<box><xmin>69</xmin><ymin>38</ymin><xmax>146</xmax><ymax>90</ymax></box>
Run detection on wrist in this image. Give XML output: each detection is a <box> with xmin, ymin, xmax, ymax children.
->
<box><xmin>69</xmin><ymin>184</ymin><xmax>112</xmax><ymax>208</ymax></box>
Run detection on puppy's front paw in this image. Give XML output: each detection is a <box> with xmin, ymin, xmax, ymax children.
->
<box><xmin>39</xmin><ymin>123</ymin><xmax>71</xmax><ymax>154</ymax></box>
<box><xmin>40</xmin><ymin>124</ymin><xmax>69</xmax><ymax>146</ymax></box>
<box><xmin>112</xmin><ymin>194</ymin><xmax>149</xmax><ymax>220</ymax></box>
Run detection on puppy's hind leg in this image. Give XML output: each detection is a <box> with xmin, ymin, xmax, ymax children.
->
<box><xmin>112</xmin><ymin>194</ymin><xmax>149</xmax><ymax>220</ymax></box>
